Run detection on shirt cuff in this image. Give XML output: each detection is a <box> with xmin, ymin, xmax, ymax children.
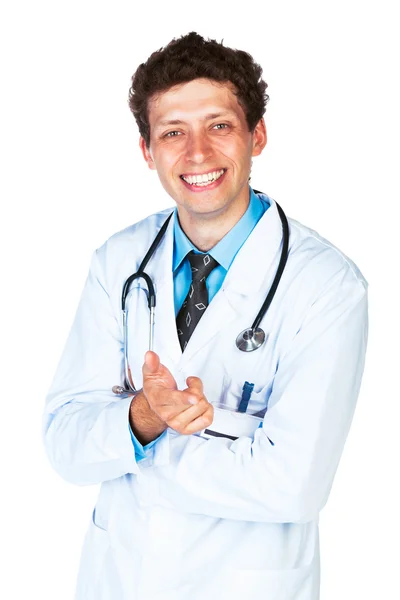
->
<box><xmin>129</xmin><ymin>423</ymin><xmax>166</xmax><ymax>461</ymax></box>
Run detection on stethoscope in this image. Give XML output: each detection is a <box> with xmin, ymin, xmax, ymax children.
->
<box><xmin>112</xmin><ymin>191</ymin><xmax>289</xmax><ymax>396</ymax></box>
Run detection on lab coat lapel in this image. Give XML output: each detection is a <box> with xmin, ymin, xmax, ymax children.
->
<box><xmin>178</xmin><ymin>199</ymin><xmax>284</xmax><ymax>366</ymax></box>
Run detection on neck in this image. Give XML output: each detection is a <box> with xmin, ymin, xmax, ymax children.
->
<box><xmin>177</xmin><ymin>189</ymin><xmax>251</xmax><ymax>252</ymax></box>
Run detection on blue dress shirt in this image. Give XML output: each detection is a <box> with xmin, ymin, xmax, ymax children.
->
<box><xmin>130</xmin><ymin>187</ymin><xmax>270</xmax><ymax>460</ymax></box>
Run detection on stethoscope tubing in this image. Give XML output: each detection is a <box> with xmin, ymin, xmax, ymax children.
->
<box><xmin>116</xmin><ymin>213</ymin><xmax>173</xmax><ymax>394</ymax></box>
<box><xmin>121</xmin><ymin>213</ymin><xmax>174</xmax><ymax>311</ymax></box>
<box><xmin>250</xmin><ymin>198</ymin><xmax>289</xmax><ymax>331</ymax></box>
<box><xmin>114</xmin><ymin>194</ymin><xmax>289</xmax><ymax>394</ymax></box>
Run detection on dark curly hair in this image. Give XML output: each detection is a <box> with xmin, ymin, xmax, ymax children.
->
<box><xmin>128</xmin><ymin>32</ymin><xmax>269</xmax><ymax>148</ymax></box>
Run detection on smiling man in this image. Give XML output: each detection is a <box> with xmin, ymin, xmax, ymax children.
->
<box><xmin>43</xmin><ymin>32</ymin><xmax>368</xmax><ymax>600</ymax></box>
<box><xmin>139</xmin><ymin>77</ymin><xmax>266</xmax><ymax>249</ymax></box>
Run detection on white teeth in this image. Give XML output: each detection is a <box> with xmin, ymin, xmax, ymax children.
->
<box><xmin>182</xmin><ymin>169</ymin><xmax>225</xmax><ymax>186</ymax></box>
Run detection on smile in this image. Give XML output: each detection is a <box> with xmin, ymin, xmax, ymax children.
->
<box><xmin>180</xmin><ymin>169</ymin><xmax>226</xmax><ymax>187</ymax></box>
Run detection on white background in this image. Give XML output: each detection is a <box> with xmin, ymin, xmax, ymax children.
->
<box><xmin>1</xmin><ymin>1</ymin><xmax>399</xmax><ymax>598</ymax></box>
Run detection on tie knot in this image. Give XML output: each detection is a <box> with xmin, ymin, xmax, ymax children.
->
<box><xmin>187</xmin><ymin>251</ymin><xmax>219</xmax><ymax>282</ymax></box>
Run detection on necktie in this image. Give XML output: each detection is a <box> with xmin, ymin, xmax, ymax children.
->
<box><xmin>176</xmin><ymin>251</ymin><xmax>219</xmax><ymax>351</ymax></box>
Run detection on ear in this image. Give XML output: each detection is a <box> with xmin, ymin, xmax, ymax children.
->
<box><xmin>251</xmin><ymin>118</ymin><xmax>267</xmax><ymax>157</ymax></box>
<box><xmin>139</xmin><ymin>137</ymin><xmax>157</xmax><ymax>170</ymax></box>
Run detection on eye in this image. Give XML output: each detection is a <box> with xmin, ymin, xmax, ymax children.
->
<box><xmin>164</xmin><ymin>131</ymin><xmax>181</xmax><ymax>138</ymax></box>
<box><xmin>213</xmin><ymin>123</ymin><xmax>229</xmax><ymax>130</ymax></box>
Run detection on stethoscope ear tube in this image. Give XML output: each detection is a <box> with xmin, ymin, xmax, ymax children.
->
<box><xmin>115</xmin><ymin>212</ymin><xmax>174</xmax><ymax>395</ymax></box>
<box><xmin>250</xmin><ymin>201</ymin><xmax>289</xmax><ymax>332</ymax></box>
<box><xmin>121</xmin><ymin>212</ymin><xmax>174</xmax><ymax>311</ymax></box>
<box><xmin>138</xmin><ymin>212</ymin><xmax>174</xmax><ymax>274</ymax></box>
<box><xmin>121</xmin><ymin>271</ymin><xmax>156</xmax><ymax>310</ymax></box>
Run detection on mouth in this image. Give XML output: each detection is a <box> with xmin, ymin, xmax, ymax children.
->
<box><xmin>179</xmin><ymin>168</ymin><xmax>227</xmax><ymax>191</ymax></box>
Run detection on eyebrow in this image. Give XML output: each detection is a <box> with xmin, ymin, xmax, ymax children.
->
<box><xmin>156</xmin><ymin>112</ymin><xmax>234</xmax><ymax>127</ymax></box>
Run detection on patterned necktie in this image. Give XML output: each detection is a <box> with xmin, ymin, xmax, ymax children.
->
<box><xmin>176</xmin><ymin>251</ymin><xmax>219</xmax><ymax>351</ymax></box>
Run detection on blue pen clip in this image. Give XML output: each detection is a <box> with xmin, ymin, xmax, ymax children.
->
<box><xmin>238</xmin><ymin>381</ymin><xmax>254</xmax><ymax>413</ymax></box>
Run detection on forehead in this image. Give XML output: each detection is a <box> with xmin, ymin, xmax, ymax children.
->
<box><xmin>148</xmin><ymin>78</ymin><xmax>244</xmax><ymax>126</ymax></box>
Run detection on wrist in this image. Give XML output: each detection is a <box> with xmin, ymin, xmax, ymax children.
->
<box><xmin>129</xmin><ymin>391</ymin><xmax>167</xmax><ymax>445</ymax></box>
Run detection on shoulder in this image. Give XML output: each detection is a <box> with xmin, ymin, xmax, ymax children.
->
<box><xmin>96</xmin><ymin>207</ymin><xmax>174</xmax><ymax>264</ymax></box>
<box><xmin>89</xmin><ymin>207</ymin><xmax>175</xmax><ymax>290</ymax></box>
<box><xmin>279</xmin><ymin>217</ymin><xmax>368</xmax><ymax>334</ymax></box>
<box><xmin>259</xmin><ymin>193</ymin><xmax>367</xmax><ymax>289</ymax></box>
<box><xmin>259</xmin><ymin>193</ymin><xmax>368</xmax><ymax>309</ymax></box>
<box><xmin>102</xmin><ymin>207</ymin><xmax>174</xmax><ymax>251</ymax></box>
<box><xmin>288</xmin><ymin>215</ymin><xmax>367</xmax><ymax>286</ymax></box>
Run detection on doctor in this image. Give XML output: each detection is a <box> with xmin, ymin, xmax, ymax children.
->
<box><xmin>43</xmin><ymin>32</ymin><xmax>368</xmax><ymax>600</ymax></box>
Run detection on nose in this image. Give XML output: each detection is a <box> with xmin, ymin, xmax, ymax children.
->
<box><xmin>185</xmin><ymin>131</ymin><xmax>213</xmax><ymax>164</ymax></box>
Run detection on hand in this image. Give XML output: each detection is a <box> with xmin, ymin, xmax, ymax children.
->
<box><xmin>142</xmin><ymin>351</ymin><xmax>214</xmax><ymax>435</ymax></box>
<box><xmin>167</xmin><ymin>375</ymin><xmax>214</xmax><ymax>435</ymax></box>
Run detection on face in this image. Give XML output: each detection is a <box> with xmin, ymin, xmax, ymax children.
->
<box><xmin>139</xmin><ymin>78</ymin><xmax>267</xmax><ymax>223</ymax></box>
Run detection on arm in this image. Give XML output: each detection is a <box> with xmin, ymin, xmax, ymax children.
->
<box><xmin>140</xmin><ymin>269</ymin><xmax>368</xmax><ymax>523</ymax></box>
<box><xmin>43</xmin><ymin>249</ymin><xmax>211</xmax><ymax>483</ymax></box>
<box><xmin>43</xmin><ymin>249</ymin><xmax>143</xmax><ymax>485</ymax></box>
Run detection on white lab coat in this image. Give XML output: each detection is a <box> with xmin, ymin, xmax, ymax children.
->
<box><xmin>43</xmin><ymin>194</ymin><xmax>368</xmax><ymax>600</ymax></box>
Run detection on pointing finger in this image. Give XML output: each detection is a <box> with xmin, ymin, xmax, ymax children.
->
<box><xmin>186</xmin><ymin>376</ymin><xmax>204</xmax><ymax>394</ymax></box>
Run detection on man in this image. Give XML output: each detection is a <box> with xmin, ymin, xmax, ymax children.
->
<box><xmin>44</xmin><ymin>32</ymin><xmax>368</xmax><ymax>600</ymax></box>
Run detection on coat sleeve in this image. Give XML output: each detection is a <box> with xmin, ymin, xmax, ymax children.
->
<box><xmin>42</xmin><ymin>249</ymin><xmax>142</xmax><ymax>485</ymax></box>
<box><xmin>140</xmin><ymin>266</ymin><xmax>368</xmax><ymax>523</ymax></box>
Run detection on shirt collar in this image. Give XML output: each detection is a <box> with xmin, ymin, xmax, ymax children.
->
<box><xmin>173</xmin><ymin>186</ymin><xmax>265</xmax><ymax>272</ymax></box>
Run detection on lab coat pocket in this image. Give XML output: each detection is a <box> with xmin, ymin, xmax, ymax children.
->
<box><xmin>220</xmin><ymin>373</ymin><xmax>271</xmax><ymax>417</ymax></box>
<box><xmin>75</xmin><ymin>509</ymin><xmax>110</xmax><ymax>597</ymax></box>
<box><xmin>204</xmin><ymin>406</ymin><xmax>262</xmax><ymax>440</ymax></box>
<box><xmin>200</xmin><ymin>375</ymin><xmax>270</xmax><ymax>440</ymax></box>
<box><xmin>222</xmin><ymin>564</ymin><xmax>314</xmax><ymax>600</ymax></box>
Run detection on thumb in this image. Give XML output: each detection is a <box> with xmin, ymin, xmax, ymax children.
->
<box><xmin>142</xmin><ymin>351</ymin><xmax>160</xmax><ymax>375</ymax></box>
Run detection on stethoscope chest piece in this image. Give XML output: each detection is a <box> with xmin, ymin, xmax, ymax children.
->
<box><xmin>236</xmin><ymin>327</ymin><xmax>266</xmax><ymax>352</ymax></box>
